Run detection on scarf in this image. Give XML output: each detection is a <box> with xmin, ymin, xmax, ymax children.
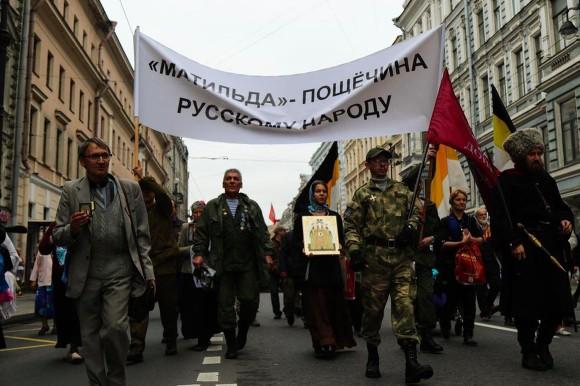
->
<box><xmin>307</xmin><ymin>183</ymin><xmax>329</xmax><ymax>214</ymax></box>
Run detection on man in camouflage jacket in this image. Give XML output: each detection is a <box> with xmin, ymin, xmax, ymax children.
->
<box><xmin>344</xmin><ymin>147</ymin><xmax>433</xmax><ymax>383</ymax></box>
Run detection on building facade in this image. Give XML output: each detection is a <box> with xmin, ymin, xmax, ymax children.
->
<box><xmin>7</xmin><ymin>0</ymin><xmax>189</xmax><ymax>270</ymax></box>
<box><xmin>395</xmin><ymin>0</ymin><xmax>579</xmax><ymax>222</ymax></box>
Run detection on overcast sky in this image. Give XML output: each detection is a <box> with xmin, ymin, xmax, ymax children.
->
<box><xmin>100</xmin><ymin>0</ymin><xmax>404</xmax><ymax>220</ymax></box>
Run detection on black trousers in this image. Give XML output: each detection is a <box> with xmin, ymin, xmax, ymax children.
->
<box><xmin>515</xmin><ymin>316</ymin><xmax>559</xmax><ymax>353</ymax></box>
<box><xmin>440</xmin><ymin>281</ymin><xmax>476</xmax><ymax>337</ymax></box>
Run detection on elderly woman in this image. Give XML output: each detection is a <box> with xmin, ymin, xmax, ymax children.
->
<box><xmin>293</xmin><ymin>180</ymin><xmax>356</xmax><ymax>359</ymax></box>
<box><xmin>436</xmin><ymin>189</ymin><xmax>483</xmax><ymax>346</ymax></box>
<box><xmin>474</xmin><ymin>207</ymin><xmax>501</xmax><ymax>321</ymax></box>
<box><xmin>178</xmin><ymin>200</ymin><xmax>218</xmax><ymax>351</ymax></box>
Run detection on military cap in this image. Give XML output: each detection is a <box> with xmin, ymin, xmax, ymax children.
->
<box><xmin>366</xmin><ymin>147</ymin><xmax>392</xmax><ymax>161</ymax></box>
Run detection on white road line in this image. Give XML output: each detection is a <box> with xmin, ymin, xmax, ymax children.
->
<box><xmin>202</xmin><ymin>356</ymin><xmax>222</xmax><ymax>365</ymax></box>
<box><xmin>206</xmin><ymin>345</ymin><xmax>222</xmax><ymax>352</ymax></box>
<box><xmin>176</xmin><ymin>384</ymin><xmax>200</xmax><ymax>386</ymax></box>
<box><xmin>216</xmin><ymin>384</ymin><xmax>237</xmax><ymax>386</ymax></box>
<box><xmin>474</xmin><ymin>322</ymin><xmax>517</xmax><ymax>333</ymax></box>
<box><xmin>210</xmin><ymin>336</ymin><xmax>224</xmax><ymax>343</ymax></box>
<box><xmin>196</xmin><ymin>372</ymin><xmax>219</xmax><ymax>382</ymax></box>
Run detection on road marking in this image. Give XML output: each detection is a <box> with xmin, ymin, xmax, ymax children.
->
<box><xmin>474</xmin><ymin>322</ymin><xmax>517</xmax><ymax>333</ymax></box>
<box><xmin>210</xmin><ymin>336</ymin><xmax>224</xmax><ymax>343</ymax></box>
<box><xmin>216</xmin><ymin>384</ymin><xmax>237</xmax><ymax>386</ymax></box>
<box><xmin>0</xmin><ymin>343</ymin><xmax>54</xmax><ymax>352</ymax></box>
<box><xmin>176</xmin><ymin>384</ymin><xmax>200</xmax><ymax>386</ymax></box>
<box><xmin>3</xmin><ymin>327</ymin><xmax>42</xmax><ymax>333</ymax></box>
<box><xmin>196</xmin><ymin>372</ymin><xmax>219</xmax><ymax>382</ymax></box>
<box><xmin>202</xmin><ymin>356</ymin><xmax>221</xmax><ymax>365</ymax></box>
<box><xmin>206</xmin><ymin>345</ymin><xmax>222</xmax><ymax>352</ymax></box>
<box><xmin>5</xmin><ymin>336</ymin><xmax>57</xmax><ymax>344</ymax></box>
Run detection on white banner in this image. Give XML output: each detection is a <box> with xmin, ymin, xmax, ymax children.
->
<box><xmin>134</xmin><ymin>26</ymin><xmax>444</xmax><ymax>144</ymax></box>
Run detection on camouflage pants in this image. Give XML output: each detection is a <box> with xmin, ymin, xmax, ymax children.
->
<box><xmin>361</xmin><ymin>258</ymin><xmax>418</xmax><ymax>346</ymax></box>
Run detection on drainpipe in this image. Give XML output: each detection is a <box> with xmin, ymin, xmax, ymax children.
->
<box><xmin>94</xmin><ymin>20</ymin><xmax>116</xmax><ymax>137</ymax></box>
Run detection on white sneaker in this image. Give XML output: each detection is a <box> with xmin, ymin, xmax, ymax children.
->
<box><xmin>556</xmin><ymin>327</ymin><xmax>571</xmax><ymax>336</ymax></box>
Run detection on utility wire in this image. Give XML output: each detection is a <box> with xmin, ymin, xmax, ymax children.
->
<box><xmin>118</xmin><ymin>0</ymin><xmax>133</xmax><ymax>32</ymax></box>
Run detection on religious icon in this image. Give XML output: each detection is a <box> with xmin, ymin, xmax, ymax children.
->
<box><xmin>79</xmin><ymin>201</ymin><xmax>95</xmax><ymax>217</ymax></box>
<box><xmin>302</xmin><ymin>216</ymin><xmax>340</xmax><ymax>255</ymax></box>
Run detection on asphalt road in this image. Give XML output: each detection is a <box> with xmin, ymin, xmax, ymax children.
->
<box><xmin>1</xmin><ymin>293</ymin><xmax>579</xmax><ymax>386</ymax></box>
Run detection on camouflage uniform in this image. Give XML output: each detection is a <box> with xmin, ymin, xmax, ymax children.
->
<box><xmin>344</xmin><ymin>179</ymin><xmax>421</xmax><ymax>347</ymax></box>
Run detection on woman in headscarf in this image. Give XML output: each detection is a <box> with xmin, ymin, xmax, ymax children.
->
<box><xmin>293</xmin><ymin>180</ymin><xmax>356</xmax><ymax>359</ymax></box>
<box><xmin>474</xmin><ymin>207</ymin><xmax>501</xmax><ymax>321</ymax></box>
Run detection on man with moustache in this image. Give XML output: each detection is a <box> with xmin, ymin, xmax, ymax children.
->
<box><xmin>491</xmin><ymin>128</ymin><xmax>574</xmax><ymax>371</ymax></box>
<box><xmin>193</xmin><ymin>169</ymin><xmax>273</xmax><ymax>359</ymax></box>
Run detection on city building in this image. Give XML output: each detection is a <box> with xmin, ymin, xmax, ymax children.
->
<box><xmin>394</xmin><ymin>0</ymin><xmax>579</xmax><ymax>222</ymax></box>
<box><xmin>5</xmin><ymin>0</ymin><xmax>189</xmax><ymax>273</ymax></box>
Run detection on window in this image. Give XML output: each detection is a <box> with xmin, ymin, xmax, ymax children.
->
<box><xmin>46</xmin><ymin>51</ymin><xmax>53</xmax><ymax>89</ymax></box>
<box><xmin>87</xmin><ymin>100</ymin><xmax>92</xmax><ymax>130</ymax></box>
<box><xmin>90</xmin><ymin>43</ymin><xmax>95</xmax><ymax>61</ymax></box>
<box><xmin>28</xmin><ymin>203</ymin><xmax>35</xmax><ymax>219</ymax></box>
<box><xmin>480</xmin><ymin>74</ymin><xmax>490</xmax><ymax>120</ymax></box>
<box><xmin>514</xmin><ymin>49</ymin><xmax>525</xmax><ymax>98</ymax></box>
<box><xmin>493</xmin><ymin>0</ymin><xmax>501</xmax><ymax>31</ymax></box>
<box><xmin>552</xmin><ymin>5</ymin><xmax>571</xmax><ymax>52</ymax></box>
<box><xmin>67</xmin><ymin>138</ymin><xmax>74</xmax><ymax>177</ymax></box>
<box><xmin>32</xmin><ymin>35</ymin><xmax>41</xmax><ymax>75</ymax></box>
<box><xmin>561</xmin><ymin>98</ymin><xmax>579</xmax><ymax>164</ymax></box>
<box><xmin>29</xmin><ymin>107</ymin><xmax>38</xmax><ymax>155</ymax></box>
<box><xmin>82</xmin><ymin>31</ymin><xmax>87</xmax><ymax>48</ymax></box>
<box><xmin>79</xmin><ymin>91</ymin><xmax>85</xmax><ymax>121</ymax></box>
<box><xmin>56</xmin><ymin>129</ymin><xmax>63</xmax><ymax>172</ymax></box>
<box><xmin>69</xmin><ymin>79</ymin><xmax>75</xmax><ymax>111</ymax></box>
<box><xmin>450</xmin><ymin>34</ymin><xmax>458</xmax><ymax>69</ymax></box>
<box><xmin>533</xmin><ymin>34</ymin><xmax>542</xmax><ymax>84</ymax></box>
<box><xmin>58</xmin><ymin>66</ymin><xmax>65</xmax><ymax>100</ymax></box>
<box><xmin>43</xmin><ymin>119</ymin><xmax>50</xmax><ymax>163</ymax></box>
<box><xmin>477</xmin><ymin>10</ymin><xmax>485</xmax><ymax>46</ymax></box>
<box><xmin>43</xmin><ymin>207</ymin><xmax>50</xmax><ymax>220</ymax></box>
<box><xmin>63</xmin><ymin>1</ymin><xmax>69</xmax><ymax>22</ymax></box>
<box><xmin>73</xmin><ymin>16</ymin><xmax>78</xmax><ymax>37</ymax></box>
<box><xmin>541</xmin><ymin>126</ymin><xmax>550</xmax><ymax>171</ymax></box>
<box><xmin>496</xmin><ymin>62</ymin><xmax>506</xmax><ymax>101</ymax></box>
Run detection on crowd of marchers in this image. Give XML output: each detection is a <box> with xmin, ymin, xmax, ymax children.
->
<box><xmin>1</xmin><ymin>128</ymin><xmax>579</xmax><ymax>385</ymax></box>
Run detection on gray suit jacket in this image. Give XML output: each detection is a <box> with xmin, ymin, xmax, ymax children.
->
<box><xmin>53</xmin><ymin>175</ymin><xmax>155</xmax><ymax>299</ymax></box>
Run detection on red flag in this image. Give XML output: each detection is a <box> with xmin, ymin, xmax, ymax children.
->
<box><xmin>268</xmin><ymin>203</ymin><xmax>277</xmax><ymax>224</ymax></box>
<box><xmin>427</xmin><ymin>69</ymin><xmax>499</xmax><ymax>208</ymax></box>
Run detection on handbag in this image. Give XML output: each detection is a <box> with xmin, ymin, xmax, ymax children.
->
<box><xmin>454</xmin><ymin>241</ymin><xmax>486</xmax><ymax>285</ymax></box>
<box><xmin>119</xmin><ymin>181</ymin><xmax>156</xmax><ymax>320</ymax></box>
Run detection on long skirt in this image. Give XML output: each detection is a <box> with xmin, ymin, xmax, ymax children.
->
<box><xmin>34</xmin><ymin>286</ymin><xmax>54</xmax><ymax>318</ymax></box>
<box><xmin>303</xmin><ymin>286</ymin><xmax>357</xmax><ymax>350</ymax></box>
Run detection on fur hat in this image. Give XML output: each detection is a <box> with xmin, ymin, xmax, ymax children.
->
<box><xmin>502</xmin><ymin>128</ymin><xmax>544</xmax><ymax>163</ymax></box>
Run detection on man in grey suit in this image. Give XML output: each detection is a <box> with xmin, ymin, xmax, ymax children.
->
<box><xmin>54</xmin><ymin>137</ymin><xmax>155</xmax><ymax>386</ymax></box>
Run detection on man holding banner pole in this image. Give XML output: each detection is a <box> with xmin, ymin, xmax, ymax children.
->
<box><xmin>344</xmin><ymin>147</ymin><xmax>433</xmax><ymax>383</ymax></box>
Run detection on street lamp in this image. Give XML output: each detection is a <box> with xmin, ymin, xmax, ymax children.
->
<box><xmin>559</xmin><ymin>2</ymin><xmax>580</xmax><ymax>37</ymax></box>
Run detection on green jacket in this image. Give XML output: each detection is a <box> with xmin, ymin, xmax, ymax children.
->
<box><xmin>344</xmin><ymin>178</ymin><xmax>421</xmax><ymax>262</ymax></box>
<box><xmin>142</xmin><ymin>177</ymin><xmax>180</xmax><ymax>276</ymax></box>
<box><xmin>193</xmin><ymin>193</ymin><xmax>273</xmax><ymax>276</ymax></box>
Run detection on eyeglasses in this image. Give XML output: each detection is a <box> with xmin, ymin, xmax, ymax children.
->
<box><xmin>83</xmin><ymin>152</ymin><xmax>111</xmax><ymax>161</ymax></box>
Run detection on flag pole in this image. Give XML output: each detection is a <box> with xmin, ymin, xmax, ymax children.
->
<box><xmin>133</xmin><ymin>116</ymin><xmax>140</xmax><ymax>180</ymax></box>
<box><xmin>417</xmin><ymin>143</ymin><xmax>437</xmax><ymax>242</ymax></box>
<box><xmin>406</xmin><ymin>143</ymin><xmax>430</xmax><ymax>222</ymax></box>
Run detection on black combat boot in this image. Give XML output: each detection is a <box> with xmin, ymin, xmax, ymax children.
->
<box><xmin>365</xmin><ymin>343</ymin><xmax>381</xmax><ymax>378</ymax></box>
<box><xmin>537</xmin><ymin>344</ymin><xmax>554</xmax><ymax>369</ymax></box>
<box><xmin>237</xmin><ymin>320</ymin><xmax>251</xmax><ymax>351</ymax></box>
<box><xmin>420</xmin><ymin>329</ymin><xmax>443</xmax><ymax>354</ymax></box>
<box><xmin>403</xmin><ymin>340</ymin><xmax>434</xmax><ymax>384</ymax></box>
<box><xmin>521</xmin><ymin>344</ymin><xmax>548</xmax><ymax>371</ymax></box>
<box><xmin>224</xmin><ymin>329</ymin><xmax>237</xmax><ymax>359</ymax></box>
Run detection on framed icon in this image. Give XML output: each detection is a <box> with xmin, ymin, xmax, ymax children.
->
<box><xmin>79</xmin><ymin>201</ymin><xmax>95</xmax><ymax>217</ymax></box>
<box><xmin>302</xmin><ymin>215</ymin><xmax>340</xmax><ymax>255</ymax></box>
